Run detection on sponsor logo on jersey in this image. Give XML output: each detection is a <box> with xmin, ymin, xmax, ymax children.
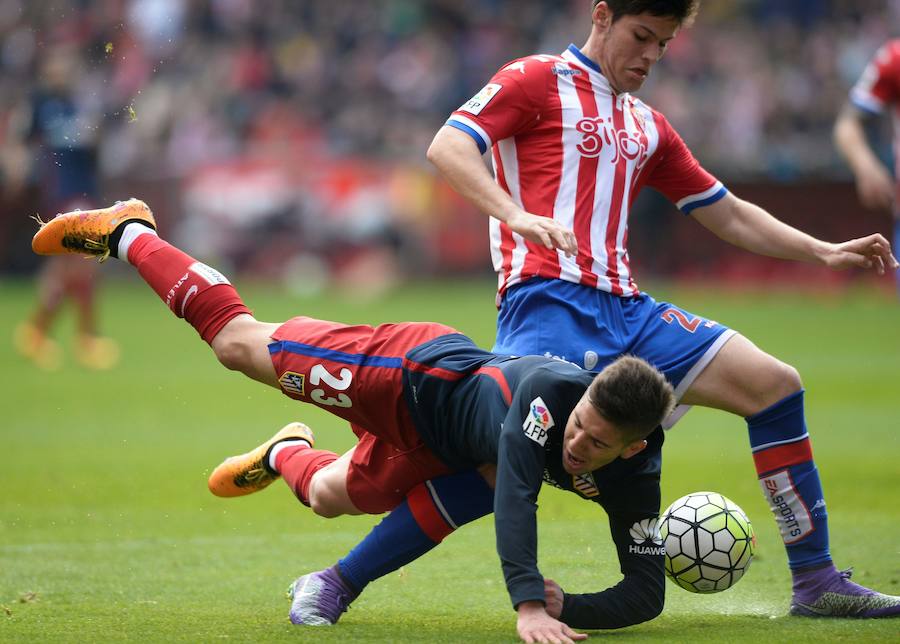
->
<box><xmin>575</xmin><ymin>116</ymin><xmax>649</xmax><ymax>168</ymax></box>
<box><xmin>583</xmin><ymin>350</ymin><xmax>599</xmax><ymax>370</ymax></box>
<box><xmin>572</xmin><ymin>472</ymin><xmax>599</xmax><ymax>498</ymax></box>
<box><xmin>522</xmin><ymin>396</ymin><xmax>554</xmax><ymax>446</ymax></box>
<box><xmin>552</xmin><ymin>64</ymin><xmax>581</xmax><ymax>77</ymax></box>
<box><xmin>279</xmin><ymin>371</ymin><xmax>306</xmax><ymax>397</ymax></box>
<box><xmin>460</xmin><ymin>83</ymin><xmax>502</xmax><ymax>115</ymax></box>
<box><xmin>628</xmin><ymin>517</ymin><xmax>665</xmax><ymax>555</ymax></box>
<box><xmin>761</xmin><ymin>469</ymin><xmax>813</xmax><ymax>544</ymax></box>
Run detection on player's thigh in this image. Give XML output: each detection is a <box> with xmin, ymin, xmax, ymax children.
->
<box><xmin>680</xmin><ymin>333</ymin><xmax>801</xmax><ymax>417</ymax></box>
<box><xmin>210</xmin><ymin>315</ymin><xmax>281</xmax><ymax>387</ymax></box>
<box><xmin>345</xmin><ymin>431</ymin><xmax>451</xmax><ymax>514</ymax></box>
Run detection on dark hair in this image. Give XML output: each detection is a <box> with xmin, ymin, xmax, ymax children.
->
<box><xmin>587</xmin><ymin>355</ymin><xmax>675</xmax><ymax>443</ymax></box>
<box><xmin>592</xmin><ymin>0</ymin><xmax>700</xmax><ymax>27</ymax></box>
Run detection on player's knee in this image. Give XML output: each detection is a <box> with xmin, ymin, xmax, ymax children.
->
<box><xmin>306</xmin><ymin>474</ymin><xmax>348</xmax><ymax>519</ymax></box>
<box><xmin>307</xmin><ymin>490</ymin><xmax>344</xmax><ymax>518</ymax></box>
<box><xmin>761</xmin><ymin>359</ymin><xmax>803</xmax><ymax>404</ymax></box>
<box><xmin>210</xmin><ymin>329</ymin><xmax>254</xmax><ymax>374</ymax></box>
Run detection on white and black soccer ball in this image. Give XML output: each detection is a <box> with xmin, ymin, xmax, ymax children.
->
<box><xmin>659</xmin><ymin>491</ymin><xmax>756</xmax><ymax>593</ymax></box>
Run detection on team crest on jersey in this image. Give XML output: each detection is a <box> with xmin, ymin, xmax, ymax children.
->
<box><xmin>522</xmin><ymin>396</ymin><xmax>554</xmax><ymax>446</ymax></box>
<box><xmin>630</xmin><ymin>107</ymin><xmax>647</xmax><ymax>132</ymax></box>
<box><xmin>279</xmin><ymin>371</ymin><xmax>306</xmax><ymax>397</ymax></box>
<box><xmin>460</xmin><ymin>83</ymin><xmax>502</xmax><ymax>115</ymax></box>
<box><xmin>572</xmin><ymin>472</ymin><xmax>599</xmax><ymax>498</ymax></box>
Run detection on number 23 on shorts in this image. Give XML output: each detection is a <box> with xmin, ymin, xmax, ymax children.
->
<box><xmin>310</xmin><ymin>363</ymin><xmax>353</xmax><ymax>408</ymax></box>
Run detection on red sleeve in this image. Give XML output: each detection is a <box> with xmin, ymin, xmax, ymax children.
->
<box><xmin>850</xmin><ymin>40</ymin><xmax>900</xmax><ymax>114</ymax></box>
<box><xmin>446</xmin><ymin>57</ymin><xmax>552</xmax><ymax>153</ymax></box>
<box><xmin>644</xmin><ymin>111</ymin><xmax>725</xmax><ymax>214</ymax></box>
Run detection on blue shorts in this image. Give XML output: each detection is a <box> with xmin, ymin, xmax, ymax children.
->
<box><xmin>493</xmin><ymin>278</ymin><xmax>735</xmax><ymax>423</ymax></box>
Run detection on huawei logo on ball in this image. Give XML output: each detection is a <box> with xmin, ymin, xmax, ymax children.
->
<box><xmin>629</xmin><ymin>518</ymin><xmax>663</xmax><ymax>545</ymax></box>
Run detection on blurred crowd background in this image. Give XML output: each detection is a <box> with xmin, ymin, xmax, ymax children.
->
<box><xmin>1</xmin><ymin>0</ymin><xmax>898</xmax><ymax>289</ymax></box>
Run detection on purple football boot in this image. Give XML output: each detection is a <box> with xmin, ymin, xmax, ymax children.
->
<box><xmin>287</xmin><ymin>566</ymin><xmax>359</xmax><ymax>625</ymax></box>
<box><xmin>791</xmin><ymin>565</ymin><xmax>900</xmax><ymax>618</ymax></box>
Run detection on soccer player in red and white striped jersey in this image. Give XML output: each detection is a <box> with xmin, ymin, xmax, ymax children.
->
<box><xmin>428</xmin><ymin>1</ymin><xmax>899</xmax><ymax>640</ymax></box>
<box><xmin>446</xmin><ymin>45</ymin><xmax>723</xmax><ymax>300</ymax></box>
<box><xmin>834</xmin><ymin>38</ymin><xmax>900</xmax><ymax>298</ymax></box>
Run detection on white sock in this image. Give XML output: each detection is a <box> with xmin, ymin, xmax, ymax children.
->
<box><xmin>268</xmin><ymin>439</ymin><xmax>311</xmax><ymax>473</ymax></box>
<box><xmin>118</xmin><ymin>222</ymin><xmax>158</xmax><ymax>264</ymax></box>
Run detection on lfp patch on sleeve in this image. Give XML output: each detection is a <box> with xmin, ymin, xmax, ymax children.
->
<box><xmin>522</xmin><ymin>396</ymin><xmax>554</xmax><ymax>446</ymax></box>
<box><xmin>459</xmin><ymin>83</ymin><xmax>502</xmax><ymax>115</ymax></box>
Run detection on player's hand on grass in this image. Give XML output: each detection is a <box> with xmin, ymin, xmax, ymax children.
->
<box><xmin>516</xmin><ymin>600</ymin><xmax>587</xmax><ymax>644</ymax></box>
<box><xmin>506</xmin><ymin>210</ymin><xmax>577</xmax><ymax>257</ymax></box>
<box><xmin>543</xmin><ymin>578</ymin><xmax>564</xmax><ymax>618</ymax></box>
<box><xmin>822</xmin><ymin>233</ymin><xmax>900</xmax><ymax>274</ymax></box>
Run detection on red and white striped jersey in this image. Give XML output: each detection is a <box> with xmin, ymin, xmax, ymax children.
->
<box><xmin>850</xmin><ymin>39</ymin><xmax>900</xmax><ymax>202</ymax></box>
<box><xmin>447</xmin><ymin>44</ymin><xmax>726</xmax><ymax>299</ymax></box>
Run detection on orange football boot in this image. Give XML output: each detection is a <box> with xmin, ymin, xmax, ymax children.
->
<box><xmin>31</xmin><ymin>198</ymin><xmax>156</xmax><ymax>261</ymax></box>
<box><xmin>207</xmin><ymin>422</ymin><xmax>315</xmax><ymax>498</ymax></box>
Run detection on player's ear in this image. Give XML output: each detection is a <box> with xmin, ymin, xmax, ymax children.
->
<box><xmin>621</xmin><ymin>438</ymin><xmax>647</xmax><ymax>460</ymax></box>
<box><xmin>593</xmin><ymin>1</ymin><xmax>612</xmax><ymax>28</ymax></box>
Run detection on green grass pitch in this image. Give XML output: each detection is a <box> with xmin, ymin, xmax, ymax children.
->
<box><xmin>1</xmin><ymin>276</ymin><xmax>898</xmax><ymax>642</ymax></box>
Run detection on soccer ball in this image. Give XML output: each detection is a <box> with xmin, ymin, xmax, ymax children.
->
<box><xmin>659</xmin><ymin>491</ymin><xmax>756</xmax><ymax>593</ymax></box>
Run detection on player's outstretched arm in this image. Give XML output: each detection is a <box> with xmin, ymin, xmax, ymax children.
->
<box><xmin>549</xmin><ymin>508</ymin><xmax>666</xmax><ymax>630</ymax></box>
<box><xmin>427</xmin><ymin>126</ymin><xmax>577</xmax><ymax>256</ymax></box>
<box><xmin>691</xmin><ymin>192</ymin><xmax>900</xmax><ymax>274</ymax></box>
<box><xmin>834</xmin><ymin>103</ymin><xmax>895</xmax><ymax>212</ymax></box>
<box><xmin>516</xmin><ymin>600</ymin><xmax>587</xmax><ymax>644</ymax></box>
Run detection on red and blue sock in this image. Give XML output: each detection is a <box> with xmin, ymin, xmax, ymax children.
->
<box><xmin>748</xmin><ymin>390</ymin><xmax>831</xmax><ymax>571</ymax></box>
<box><xmin>336</xmin><ymin>469</ymin><xmax>494</xmax><ymax>592</ymax></box>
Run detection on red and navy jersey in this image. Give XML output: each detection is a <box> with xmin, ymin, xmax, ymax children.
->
<box><xmin>850</xmin><ymin>39</ymin><xmax>900</xmax><ymax>199</ymax></box>
<box><xmin>270</xmin><ymin>320</ymin><xmax>663</xmax><ymax>622</ymax></box>
<box><xmin>403</xmin><ymin>334</ymin><xmax>663</xmax><ymax>614</ymax></box>
<box><xmin>447</xmin><ymin>44</ymin><xmax>726</xmax><ymax>299</ymax></box>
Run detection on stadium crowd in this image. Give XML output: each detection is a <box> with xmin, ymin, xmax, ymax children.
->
<box><xmin>1</xmin><ymin>0</ymin><xmax>898</xmax><ymax>276</ymax></box>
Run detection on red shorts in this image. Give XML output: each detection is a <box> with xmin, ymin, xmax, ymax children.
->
<box><xmin>269</xmin><ymin>316</ymin><xmax>456</xmax><ymax>513</ymax></box>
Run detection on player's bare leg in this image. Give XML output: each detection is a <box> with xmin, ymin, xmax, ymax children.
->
<box><xmin>209</xmin><ymin>314</ymin><xmax>281</xmax><ymax>387</ymax></box>
<box><xmin>683</xmin><ymin>334</ymin><xmax>900</xmax><ymax>618</ymax></box>
<box><xmin>306</xmin><ymin>449</ymin><xmax>365</xmax><ymax>517</ymax></box>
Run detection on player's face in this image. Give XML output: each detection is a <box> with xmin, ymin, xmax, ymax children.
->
<box><xmin>561</xmin><ymin>393</ymin><xmax>645</xmax><ymax>475</ymax></box>
<box><xmin>593</xmin><ymin>10</ymin><xmax>680</xmax><ymax>93</ymax></box>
